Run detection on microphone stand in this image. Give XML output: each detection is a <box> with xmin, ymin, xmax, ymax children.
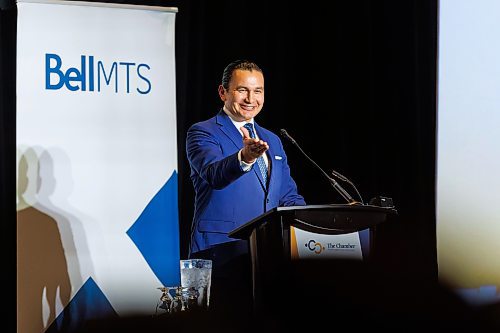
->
<box><xmin>331</xmin><ymin>170</ymin><xmax>365</xmax><ymax>204</ymax></box>
<box><xmin>328</xmin><ymin>177</ymin><xmax>357</xmax><ymax>204</ymax></box>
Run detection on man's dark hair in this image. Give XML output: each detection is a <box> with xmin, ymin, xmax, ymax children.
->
<box><xmin>221</xmin><ymin>60</ymin><xmax>263</xmax><ymax>90</ymax></box>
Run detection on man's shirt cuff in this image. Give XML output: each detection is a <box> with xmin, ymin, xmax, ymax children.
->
<box><xmin>238</xmin><ymin>149</ymin><xmax>255</xmax><ymax>172</ymax></box>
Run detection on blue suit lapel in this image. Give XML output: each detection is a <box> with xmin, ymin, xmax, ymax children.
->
<box><xmin>216</xmin><ymin>110</ymin><xmax>243</xmax><ymax>150</ymax></box>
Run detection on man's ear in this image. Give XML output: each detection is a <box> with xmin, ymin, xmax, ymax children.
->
<box><xmin>218</xmin><ymin>85</ymin><xmax>226</xmax><ymax>101</ymax></box>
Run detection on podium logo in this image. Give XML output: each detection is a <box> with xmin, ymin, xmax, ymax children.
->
<box><xmin>45</xmin><ymin>53</ymin><xmax>151</xmax><ymax>94</ymax></box>
<box><xmin>305</xmin><ymin>240</ymin><xmax>324</xmax><ymax>254</ymax></box>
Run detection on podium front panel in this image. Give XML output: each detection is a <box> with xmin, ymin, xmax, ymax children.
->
<box><xmin>290</xmin><ymin>227</ymin><xmax>371</xmax><ymax>260</ymax></box>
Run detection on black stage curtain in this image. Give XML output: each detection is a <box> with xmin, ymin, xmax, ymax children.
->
<box><xmin>170</xmin><ymin>0</ymin><xmax>438</xmax><ymax>283</ymax></box>
<box><xmin>1</xmin><ymin>4</ymin><xmax>17</xmax><ymax>333</ymax></box>
<box><xmin>1</xmin><ymin>0</ymin><xmax>438</xmax><ymax>301</ymax></box>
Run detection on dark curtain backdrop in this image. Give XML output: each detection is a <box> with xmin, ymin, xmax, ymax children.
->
<box><xmin>171</xmin><ymin>0</ymin><xmax>438</xmax><ymax>282</ymax></box>
<box><xmin>0</xmin><ymin>4</ymin><xmax>17</xmax><ymax>333</ymax></box>
<box><xmin>1</xmin><ymin>0</ymin><xmax>437</xmax><ymax>310</ymax></box>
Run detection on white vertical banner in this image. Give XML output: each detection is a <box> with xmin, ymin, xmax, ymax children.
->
<box><xmin>16</xmin><ymin>1</ymin><xmax>179</xmax><ymax>332</ymax></box>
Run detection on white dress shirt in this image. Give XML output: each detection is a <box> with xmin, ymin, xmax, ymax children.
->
<box><xmin>223</xmin><ymin>107</ymin><xmax>269</xmax><ymax>172</ymax></box>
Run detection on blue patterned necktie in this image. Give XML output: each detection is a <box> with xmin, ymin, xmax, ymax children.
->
<box><xmin>243</xmin><ymin>123</ymin><xmax>268</xmax><ymax>185</ymax></box>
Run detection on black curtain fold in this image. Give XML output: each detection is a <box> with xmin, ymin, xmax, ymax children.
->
<box><xmin>1</xmin><ymin>5</ymin><xmax>18</xmax><ymax>333</ymax></box>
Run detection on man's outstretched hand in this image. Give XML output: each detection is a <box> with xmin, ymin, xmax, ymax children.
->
<box><xmin>240</xmin><ymin>125</ymin><xmax>269</xmax><ymax>163</ymax></box>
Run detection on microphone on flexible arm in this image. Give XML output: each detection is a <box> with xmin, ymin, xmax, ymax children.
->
<box><xmin>330</xmin><ymin>169</ymin><xmax>365</xmax><ymax>205</ymax></box>
<box><xmin>279</xmin><ymin>129</ymin><xmax>362</xmax><ymax>205</ymax></box>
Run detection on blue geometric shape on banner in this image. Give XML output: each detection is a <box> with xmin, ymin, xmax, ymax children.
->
<box><xmin>45</xmin><ymin>277</ymin><xmax>117</xmax><ymax>333</ymax></box>
<box><xmin>127</xmin><ymin>171</ymin><xmax>180</xmax><ymax>286</ymax></box>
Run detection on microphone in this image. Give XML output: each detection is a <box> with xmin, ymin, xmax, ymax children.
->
<box><xmin>330</xmin><ymin>170</ymin><xmax>364</xmax><ymax>204</ymax></box>
<box><xmin>280</xmin><ymin>129</ymin><xmax>360</xmax><ymax>205</ymax></box>
<box><xmin>280</xmin><ymin>129</ymin><xmax>297</xmax><ymax>145</ymax></box>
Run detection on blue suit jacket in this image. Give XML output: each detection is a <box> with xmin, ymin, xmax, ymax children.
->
<box><xmin>186</xmin><ymin>110</ymin><xmax>306</xmax><ymax>254</ymax></box>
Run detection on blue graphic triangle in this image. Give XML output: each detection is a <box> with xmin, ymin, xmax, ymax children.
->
<box><xmin>45</xmin><ymin>277</ymin><xmax>117</xmax><ymax>333</ymax></box>
<box><xmin>127</xmin><ymin>171</ymin><xmax>180</xmax><ymax>286</ymax></box>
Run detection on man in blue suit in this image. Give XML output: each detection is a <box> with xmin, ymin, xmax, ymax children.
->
<box><xmin>186</xmin><ymin>59</ymin><xmax>305</xmax><ymax>257</ymax></box>
<box><xmin>186</xmin><ymin>60</ymin><xmax>305</xmax><ymax>314</ymax></box>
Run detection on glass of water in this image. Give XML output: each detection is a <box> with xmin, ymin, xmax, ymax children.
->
<box><xmin>180</xmin><ymin>259</ymin><xmax>212</xmax><ymax>310</ymax></box>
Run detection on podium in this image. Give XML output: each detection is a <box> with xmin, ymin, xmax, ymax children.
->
<box><xmin>228</xmin><ymin>204</ymin><xmax>397</xmax><ymax>314</ymax></box>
